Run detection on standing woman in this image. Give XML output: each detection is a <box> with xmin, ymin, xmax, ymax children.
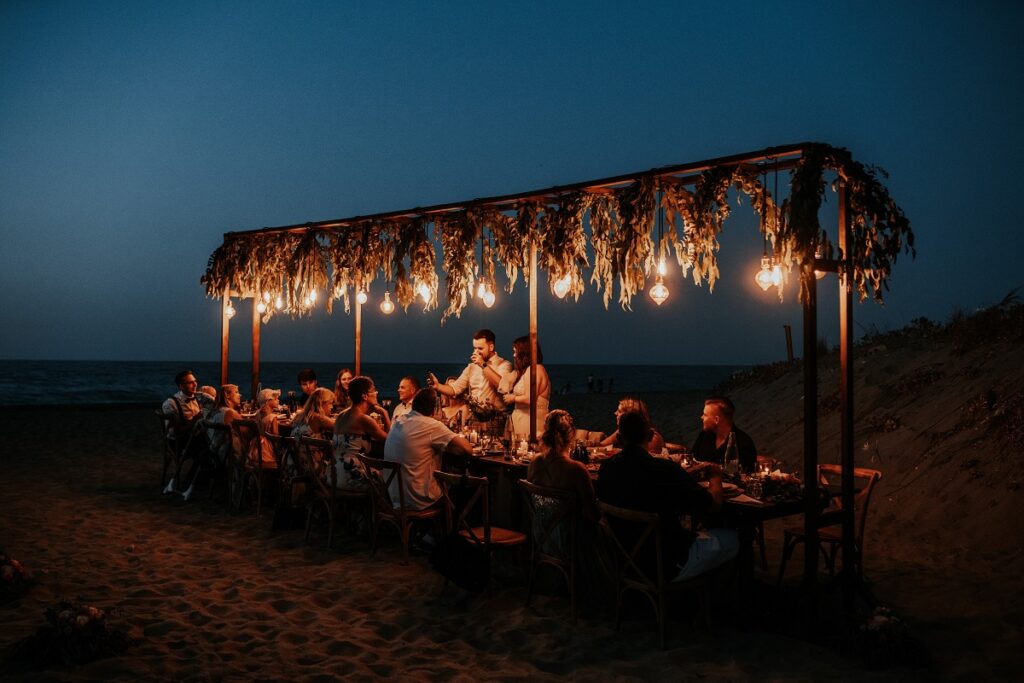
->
<box><xmin>291</xmin><ymin>387</ymin><xmax>336</xmax><ymax>440</ymax></box>
<box><xmin>332</xmin><ymin>376</ymin><xmax>390</xmax><ymax>490</ymax></box>
<box><xmin>333</xmin><ymin>368</ymin><xmax>354</xmax><ymax>413</ymax></box>
<box><xmin>501</xmin><ymin>335</ymin><xmax>551</xmax><ymax>441</ymax></box>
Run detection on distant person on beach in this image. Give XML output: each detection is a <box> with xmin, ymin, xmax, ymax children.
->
<box><xmin>596</xmin><ymin>410</ymin><xmax>738</xmax><ymax>582</ymax></box>
<box><xmin>333</xmin><ymin>368</ymin><xmax>354</xmax><ymax>412</ymax></box>
<box><xmin>600</xmin><ymin>397</ymin><xmax>666</xmax><ymax>454</ymax></box>
<box><xmin>297</xmin><ymin>368</ymin><xmax>318</xmax><ymax>406</ymax></box>
<box><xmin>384</xmin><ymin>388</ymin><xmax>473</xmax><ymax>510</ymax></box>
<box><xmin>290</xmin><ymin>387</ymin><xmax>335</xmax><ymax>440</ymax></box>
<box><xmin>499</xmin><ymin>336</ymin><xmax>550</xmax><ymax>440</ymax></box>
<box><xmin>392</xmin><ymin>375</ymin><xmax>420</xmax><ymax>420</ymax></box>
<box><xmin>691</xmin><ymin>396</ymin><xmax>756</xmax><ymax>474</ymax></box>
<box><xmin>332</xmin><ymin>376</ymin><xmax>391</xmax><ymax>490</ymax></box>
<box><xmin>427</xmin><ymin>328</ymin><xmax>511</xmax><ymax>425</ymax></box>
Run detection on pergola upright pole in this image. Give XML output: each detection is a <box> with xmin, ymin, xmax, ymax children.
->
<box><xmin>220</xmin><ymin>289</ymin><xmax>230</xmax><ymax>387</ymax></box>
<box><xmin>354</xmin><ymin>299</ymin><xmax>362</xmax><ymax>376</ymax></box>
<box><xmin>801</xmin><ymin>268</ymin><xmax>820</xmax><ymax>593</ymax></box>
<box><xmin>838</xmin><ymin>185</ymin><xmax>857</xmax><ymax>617</ymax></box>
<box><xmin>251</xmin><ymin>296</ymin><xmax>261</xmax><ymax>401</ymax></box>
<box><xmin>528</xmin><ymin>243</ymin><xmax>538</xmax><ymax>444</ymax></box>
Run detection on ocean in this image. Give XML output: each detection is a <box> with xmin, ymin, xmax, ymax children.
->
<box><xmin>0</xmin><ymin>360</ymin><xmax>748</xmax><ymax>407</ymax></box>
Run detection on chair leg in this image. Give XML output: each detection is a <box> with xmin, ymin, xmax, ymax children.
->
<box><xmin>756</xmin><ymin>522</ymin><xmax>768</xmax><ymax>571</ymax></box>
<box><xmin>776</xmin><ymin>534</ymin><xmax>800</xmax><ymax>587</ymax></box>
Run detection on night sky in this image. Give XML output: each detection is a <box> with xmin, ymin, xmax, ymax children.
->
<box><xmin>2</xmin><ymin>1</ymin><xmax>1021</xmax><ymax>366</ymax></box>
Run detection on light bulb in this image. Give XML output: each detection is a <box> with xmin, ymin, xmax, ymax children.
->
<box><xmin>356</xmin><ymin>290</ymin><xmax>368</xmax><ymax>305</ymax></box>
<box><xmin>309</xmin><ymin>289</ymin><xmax>317</xmax><ymax>303</ymax></box>
<box><xmin>476</xmin><ymin>281</ymin><xmax>487</xmax><ymax>299</ymax></box>
<box><xmin>274</xmin><ymin>295</ymin><xmax>284</xmax><ymax>310</ymax></box>
<box><xmin>302</xmin><ymin>295</ymin><xmax>312</xmax><ymax>307</ymax></box>
<box><xmin>379</xmin><ymin>291</ymin><xmax>395</xmax><ymax>314</ymax></box>
<box><xmin>755</xmin><ymin>256</ymin><xmax>773</xmax><ymax>291</ymax></box>
<box><xmin>225</xmin><ymin>300</ymin><xmax>236</xmax><ymax>319</ymax></box>
<box><xmin>416</xmin><ymin>282</ymin><xmax>431</xmax><ymax>304</ymax></box>
<box><xmin>553</xmin><ymin>275</ymin><xmax>571</xmax><ymax>299</ymax></box>
<box><xmin>770</xmin><ymin>261</ymin><xmax>783</xmax><ymax>287</ymax></box>
<box><xmin>256</xmin><ymin>301</ymin><xmax>267</xmax><ymax>314</ymax></box>
<box><xmin>657</xmin><ymin>256</ymin><xmax>667</xmax><ymax>277</ymax></box>
<box><xmin>262</xmin><ymin>291</ymin><xmax>271</xmax><ymax>303</ymax></box>
<box><xmin>482</xmin><ymin>286</ymin><xmax>496</xmax><ymax>308</ymax></box>
<box><xmin>649</xmin><ymin>276</ymin><xmax>669</xmax><ymax>306</ymax></box>
<box><xmin>814</xmin><ymin>246</ymin><xmax>826</xmax><ymax>279</ymax></box>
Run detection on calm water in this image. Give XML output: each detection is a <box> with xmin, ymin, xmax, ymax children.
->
<box><xmin>0</xmin><ymin>360</ymin><xmax>748</xmax><ymax>407</ymax></box>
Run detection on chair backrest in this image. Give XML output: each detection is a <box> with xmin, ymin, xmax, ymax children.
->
<box><xmin>818</xmin><ymin>464</ymin><xmax>882</xmax><ymax>545</ymax></box>
<box><xmin>299</xmin><ymin>435</ymin><xmax>335</xmax><ymax>489</ymax></box>
<box><xmin>155</xmin><ymin>409</ymin><xmax>177</xmax><ymax>453</ymax></box>
<box><xmin>263</xmin><ymin>431</ymin><xmax>293</xmax><ymax>466</ymax></box>
<box><xmin>433</xmin><ymin>471</ymin><xmax>491</xmax><ymax>545</ymax></box>
<box><xmin>518</xmin><ymin>480</ymin><xmax>577</xmax><ymax>560</ymax></box>
<box><xmin>598</xmin><ymin>501</ymin><xmax>664</xmax><ymax>590</ymax></box>
<box><xmin>357</xmin><ymin>454</ymin><xmax>403</xmax><ymax>512</ymax></box>
<box><xmin>231</xmin><ymin>418</ymin><xmax>260</xmax><ymax>466</ymax></box>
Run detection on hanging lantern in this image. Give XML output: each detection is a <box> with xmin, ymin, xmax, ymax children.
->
<box><xmin>553</xmin><ymin>274</ymin><xmax>571</xmax><ymax>299</ymax></box>
<box><xmin>356</xmin><ymin>289</ymin><xmax>368</xmax><ymax>305</ymax></box>
<box><xmin>649</xmin><ymin>275</ymin><xmax>669</xmax><ymax>306</ymax></box>
<box><xmin>379</xmin><ymin>291</ymin><xmax>395</xmax><ymax>314</ymax></box>
<box><xmin>225</xmin><ymin>299</ymin><xmax>236</xmax><ymax>319</ymax></box>
<box><xmin>481</xmin><ymin>285</ymin><xmax>496</xmax><ymax>308</ymax></box>
<box><xmin>256</xmin><ymin>301</ymin><xmax>267</xmax><ymax>314</ymax></box>
<box><xmin>755</xmin><ymin>256</ymin><xmax>773</xmax><ymax>291</ymax></box>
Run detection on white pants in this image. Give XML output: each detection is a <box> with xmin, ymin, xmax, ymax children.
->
<box><xmin>673</xmin><ymin>528</ymin><xmax>739</xmax><ymax>581</ymax></box>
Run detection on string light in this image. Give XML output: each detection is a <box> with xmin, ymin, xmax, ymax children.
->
<box><xmin>309</xmin><ymin>289</ymin><xmax>317</xmax><ymax>303</ymax></box>
<box><xmin>379</xmin><ymin>290</ymin><xmax>395</xmax><ymax>314</ymax></box>
<box><xmin>356</xmin><ymin>289</ymin><xmax>368</xmax><ymax>305</ymax></box>
<box><xmin>225</xmin><ymin>299</ymin><xmax>236</xmax><ymax>319</ymax></box>
<box><xmin>481</xmin><ymin>284</ymin><xmax>495</xmax><ymax>308</ymax></box>
<box><xmin>553</xmin><ymin>274</ymin><xmax>571</xmax><ymax>299</ymax></box>
<box><xmin>256</xmin><ymin>301</ymin><xmax>267</xmax><ymax>314</ymax></box>
<box><xmin>262</xmin><ymin>292</ymin><xmax>271</xmax><ymax>303</ymax></box>
<box><xmin>755</xmin><ymin>256</ymin><xmax>774</xmax><ymax>291</ymax></box>
<box><xmin>274</xmin><ymin>295</ymin><xmax>284</xmax><ymax>310</ymax></box>
<box><xmin>649</xmin><ymin>187</ymin><xmax>670</xmax><ymax>305</ymax></box>
<box><xmin>649</xmin><ymin>275</ymin><xmax>669</xmax><ymax>306</ymax></box>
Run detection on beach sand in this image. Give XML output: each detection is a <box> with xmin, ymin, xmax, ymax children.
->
<box><xmin>2</xmin><ymin>321</ymin><xmax>1022</xmax><ymax>680</ymax></box>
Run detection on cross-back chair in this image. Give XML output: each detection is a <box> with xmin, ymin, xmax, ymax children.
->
<box><xmin>358</xmin><ymin>454</ymin><xmax>442</xmax><ymax>562</ymax></box>
<box><xmin>518</xmin><ymin>480</ymin><xmax>579</xmax><ymax>622</ymax></box>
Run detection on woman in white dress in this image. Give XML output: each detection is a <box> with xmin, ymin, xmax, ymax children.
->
<box><xmin>501</xmin><ymin>336</ymin><xmax>550</xmax><ymax>441</ymax></box>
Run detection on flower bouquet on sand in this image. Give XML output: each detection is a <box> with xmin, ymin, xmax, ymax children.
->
<box><xmin>0</xmin><ymin>551</ymin><xmax>34</xmax><ymax>603</ymax></box>
<box><xmin>9</xmin><ymin>598</ymin><xmax>136</xmax><ymax>667</ymax></box>
<box><xmin>856</xmin><ymin>605</ymin><xmax>923</xmax><ymax>668</ymax></box>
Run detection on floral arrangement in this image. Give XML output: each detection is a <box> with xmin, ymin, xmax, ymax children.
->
<box><xmin>201</xmin><ymin>144</ymin><xmax>914</xmax><ymax>319</ymax></box>
<box><xmin>856</xmin><ymin>605</ymin><xmax>921</xmax><ymax>668</ymax></box>
<box><xmin>0</xmin><ymin>551</ymin><xmax>34</xmax><ymax>602</ymax></box>
<box><xmin>10</xmin><ymin>598</ymin><xmax>136</xmax><ymax>667</ymax></box>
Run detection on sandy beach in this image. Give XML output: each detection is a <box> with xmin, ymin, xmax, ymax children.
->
<box><xmin>2</xmin><ymin>313</ymin><xmax>1022</xmax><ymax>681</ymax></box>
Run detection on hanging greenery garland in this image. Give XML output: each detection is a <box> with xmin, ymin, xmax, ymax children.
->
<box><xmin>539</xmin><ymin>191</ymin><xmax>590</xmax><ymax>300</ymax></box>
<box><xmin>587</xmin><ymin>192</ymin><xmax>619</xmax><ymax>308</ymax></box>
<box><xmin>439</xmin><ymin>212</ymin><xmax>477</xmax><ymax>322</ymax></box>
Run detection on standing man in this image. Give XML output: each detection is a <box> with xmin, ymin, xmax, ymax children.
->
<box><xmin>384</xmin><ymin>388</ymin><xmax>473</xmax><ymax>511</ymax></box>
<box><xmin>392</xmin><ymin>375</ymin><xmax>420</xmax><ymax>420</ymax></box>
<box><xmin>692</xmin><ymin>396</ymin><xmax>757</xmax><ymax>473</ymax></box>
<box><xmin>427</xmin><ymin>329</ymin><xmax>511</xmax><ymax>424</ymax></box>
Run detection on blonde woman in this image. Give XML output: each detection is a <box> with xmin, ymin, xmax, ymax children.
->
<box><xmin>290</xmin><ymin>387</ymin><xmax>336</xmax><ymax>440</ymax></box>
<box><xmin>600</xmin><ymin>396</ymin><xmax>665</xmax><ymax>454</ymax></box>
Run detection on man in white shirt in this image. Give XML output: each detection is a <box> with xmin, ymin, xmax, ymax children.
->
<box><xmin>427</xmin><ymin>328</ymin><xmax>511</xmax><ymax>417</ymax></box>
<box><xmin>391</xmin><ymin>375</ymin><xmax>420</xmax><ymax>420</ymax></box>
<box><xmin>162</xmin><ymin>370</ymin><xmax>201</xmax><ymax>438</ymax></box>
<box><xmin>384</xmin><ymin>388</ymin><xmax>473</xmax><ymax>510</ymax></box>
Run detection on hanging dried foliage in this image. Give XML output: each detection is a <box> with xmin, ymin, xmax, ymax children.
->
<box><xmin>287</xmin><ymin>231</ymin><xmax>329</xmax><ymax>316</ymax></box>
<box><xmin>439</xmin><ymin>212</ymin><xmax>477</xmax><ymax>322</ymax></box>
<box><xmin>612</xmin><ymin>176</ymin><xmax>656</xmax><ymax>309</ymax></box>
<box><xmin>587</xmin><ymin>192</ymin><xmax>619</xmax><ymax>308</ymax></box>
<box><xmin>660</xmin><ymin>180</ymin><xmax>698</xmax><ymax>277</ymax></box>
<box><xmin>782</xmin><ymin>143</ymin><xmax>915</xmax><ymax>303</ymax></box>
<box><xmin>389</xmin><ymin>218</ymin><xmax>438</xmax><ymax>311</ymax></box>
<box><xmin>539</xmin><ymin>191</ymin><xmax>591</xmax><ymax>300</ymax></box>
<box><xmin>489</xmin><ymin>207</ymin><xmax>527</xmax><ymax>291</ymax></box>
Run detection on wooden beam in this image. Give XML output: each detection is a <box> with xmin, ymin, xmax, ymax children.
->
<box><xmin>220</xmin><ymin>289</ymin><xmax>230</xmax><ymax>387</ymax></box>
<box><xmin>251</xmin><ymin>296</ymin><xmax>261</xmax><ymax>401</ymax></box>
<box><xmin>802</xmin><ymin>268</ymin><xmax>820</xmax><ymax>595</ymax></box>
<box><xmin>354</xmin><ymin>298</ymin><xmax>362</xmax><ymax>376</ymax></box>
<box><xmin>529</xmin><ymin>243</ymin><xmax>538</xmax><ymax>444</ymax></box>
<box><xmin>838</xmin><ymin>185</ymin><xmax>857</xmax><ymax>618</ymax></box>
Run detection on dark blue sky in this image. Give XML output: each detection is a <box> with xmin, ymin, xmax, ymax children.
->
<box><xmin>2</xmin><ymin>1</ymin><xmax>1021</xmax><ymax>366</ymax></box>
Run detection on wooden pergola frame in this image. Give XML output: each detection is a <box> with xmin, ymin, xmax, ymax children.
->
<box><xmin>208</xmin><ymin>142</ymin><xmax>892</xmax><ymax>614</ymax></box>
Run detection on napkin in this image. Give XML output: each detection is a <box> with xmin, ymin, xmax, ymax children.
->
<box><xmin>730</xmin><ymin>493</ymin><xmax>765</xmax><ymax>505</ymax></box>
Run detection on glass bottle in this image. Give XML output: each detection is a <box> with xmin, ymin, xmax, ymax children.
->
<box><xmin>724</xmin><ymin>432</ymin><xmax>739</xmax><ymax>477</ymax></box>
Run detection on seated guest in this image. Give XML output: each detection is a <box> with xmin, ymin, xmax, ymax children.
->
<box><xmin>691</xmin><ymin>396</ymin><xmax>757</xmax><ymax>474</ymax></box>
<box><xmin>331</xmin><ymin>376</ymin><xmax>391</xmax><ymax>490</ymax></box>
<box><xmin>384</xmin><ymin>388</ymin><xmax>473</xmax><ymax>510</ymax></box>
<box><xmin>161</xmin><ymin>369</ymin><xmax>206</xmax><ymax>494</ymax></box>
<box><xmin>600</xmin><ymin>397</ymin><xmax>666</xmax><ymax>454</ymax></box>
<box><xmin>527</xmin><ymin>410</ymin><xmax>600</xmax><ymax>524</ymax></box>
<box><xmin>333</xmin><ymin>368</ymin><xmax>354</xmax><ymax>412</ymax></box>
<box><xmin>596</xmin><ymin>410</ymin><xmax>737</xmax><ymax>582</ymax></box>
<box><xmin>297</xmin><ymin>368</ymin><xmax>318</xmax><ymax>407</ymax></box>
<box><xmin>500</xmin><ymin>335</ymin><xmax>551</xmax><ymax>441</ymax></box>
<box><xmin>290</xmin><ymin>387</ymin><xmax>335</xmax><ymax>440</ymax></box>
<box><xmin>197</xmin><ymin>385</ymin><xmax>218</xmax><ymax>417</ymax></box>
<box><xmin>256</xmin><ymin>388</ymin><xmax>283</xmax><ymax>466</ymax></box>
<box><xmin>392</xmin><ymin>375</ymin><xmax>420</xmax><ymax>420</ymax></box>
<box><xmin>207</xmin><ymin>383</ymin><xmax>242</xmax><ymax>465</ymax></box>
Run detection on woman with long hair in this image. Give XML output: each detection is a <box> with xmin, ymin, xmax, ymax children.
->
<box><xmin>600</xmin><ymin>396</ymin><xmax>666</xmax><ymax>454</ymax></box>
<box><xmin>290</xmin><ymin>387</ymin><xmax>336</xmax><ymax>439</ymax></box>
<box><xmin>527</xmin><ymin>410</ymin><xmax>600</xmax><ymax>523</ymax></box>
<box><xmin>333</xmin><ymin>368</ymin><xmax>354</xmax><ymax>412</ymax></box>
<box><xmin>331</xmin><ymin>375</ymin><xmax>390</xmax><ymax>490</ymax></box>
<box><xmin>500</xmin><ymin>335</ymin><xmax>551</xmax><ymax>440</ymax></box>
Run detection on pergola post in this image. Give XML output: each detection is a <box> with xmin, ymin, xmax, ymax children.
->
<box><xmin>354</xmin><ymin>298</ymin><xmax>362</xmax><ymax>376</ymax></box>
<box><xmin>220</xmin><ymin>288</ymin><xmax>230</xmax><ymax>387</ymax></box>
<box><xmin>528</xmin><ymin>243</ymin><xmax>538</xmax><ymax>444</ymax></box>
<box><xmin>801</xmin><ymin>268</ymin><xmax>820</xmax><ymax>592</ymax></box>
<box><xmin>838</xmin><ymin>185</ymin><xmax>857</xmax><ymax>617</ymax></box>
<box><xmin>251</xmin><ymin>295</ymin><xmax>261</xmax><ymax>401</ymax></box>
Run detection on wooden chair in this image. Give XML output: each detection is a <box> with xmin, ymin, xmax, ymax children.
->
<box><xmin>599</xmin><ymin>501</ymin><xmax>713</xmax><ymax>649</ymax></box>
<box><xmin>269</xmin><ymin>434</ymin><xmax>310</xmax><ymax>531</ymax></box>
<box><xmin>434</xmin><ymin>471</ymin><xmax>527</xmax><ymax>584</ymax></box>
<box><xmin>204</xmin><ymin>419</ymin><xmax>232</xmax><ymax>501</ymax></box>
<box><xmin>358</xmin><ymin>454</ymin><xmax>442</xmax><ymax>561</ymax></box>
<box><xmin>518</xmin><ymin>480</ymin><xmax>578</xmax><ymax>622</ymax></box>
<box><xmin>297</xmin><ymin>436</ymin><xmax>369</xmax><ymax>548</ymax></box>
<box><xmin>241</xmin><ymin>419</ymin><xmax>280</xmax><ymax>517</ymax></box>
<box><xmin>226</xmin><ymin>419</ymin><xmax>259</xmax><ymax>512</ymax></box>
<box><xmin>776</xmin><ymin>464</ymin><xmax>882</xmax><ymax>585</ymax></box>
<box><xmin>156</xmin><ymin>408</ymin><xmax>201</xmax><ymax>494</ymax></box>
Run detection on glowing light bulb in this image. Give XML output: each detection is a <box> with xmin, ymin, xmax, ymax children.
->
<box><xmin>416</xmin><ymin>282</ymin><xmax>431</xmax><ymax>304</ymax></box>
<box><xmin>814</xmin><ymin>246</ymin><xmax>826</xmax><ymax>279</ymax></box>
<box><xmin>225</xmin><ymin>300</ymin><xmax>236</xmax><ymax>319</ymax></box>
<box><xmin>481</xmin><ymin>286</ymin><xmax>496</xmax><ymax>308</ymax></box>
<box><xmin>356</xmin><ymin>290</ymin><xmax>368</xmax><ymax>305</ymax></box>
<box><xmin>657</xmin><ymin>256</ymin><xmax>667</xmax><ymax>277</ymax></box>
<box><xmin>262</xmin><ymin>291</ymin><xmax>271</xmax><ymax>303</ymax></box>
<box><xmin>648</xmin><ymin>275</ymin><xmax>669</xmax><ymax>306</ymax></box>
<box><xmin>553</xmin><ymin>275</ymin><xmax>571</xmax><ymax>299</ymax></box>
<box><xmin>309</xmin><ymin>289</ymin><xmax>317</xmax><ymax>303</ymax></box>
<box><xmin>274</xmin><ymin>295</ymin><xmax>284</xmax><ymax>310</ymax></box>
<box><xmin>476</xmin><ymin>281</ymin><xmax>487</xmax><ymax>299</ymax></box>
<box><xmin>770</xmin><ymin>261</ymin><xmax>783</xmax><ymax>288</ymax></box>
<box><xmin>755</xmin><ymin>256</ymin><xmax>773</xmax><ymax>291</ymax></box>
<box><xmin>379</xmin><ymin>291</ymin><xmax>395</xmax><ymax>314</ymax></box>
<box><xmin>256</xmin><ymin>301</ymin><xmax>267</xmax><ymax>314</ymax></box>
